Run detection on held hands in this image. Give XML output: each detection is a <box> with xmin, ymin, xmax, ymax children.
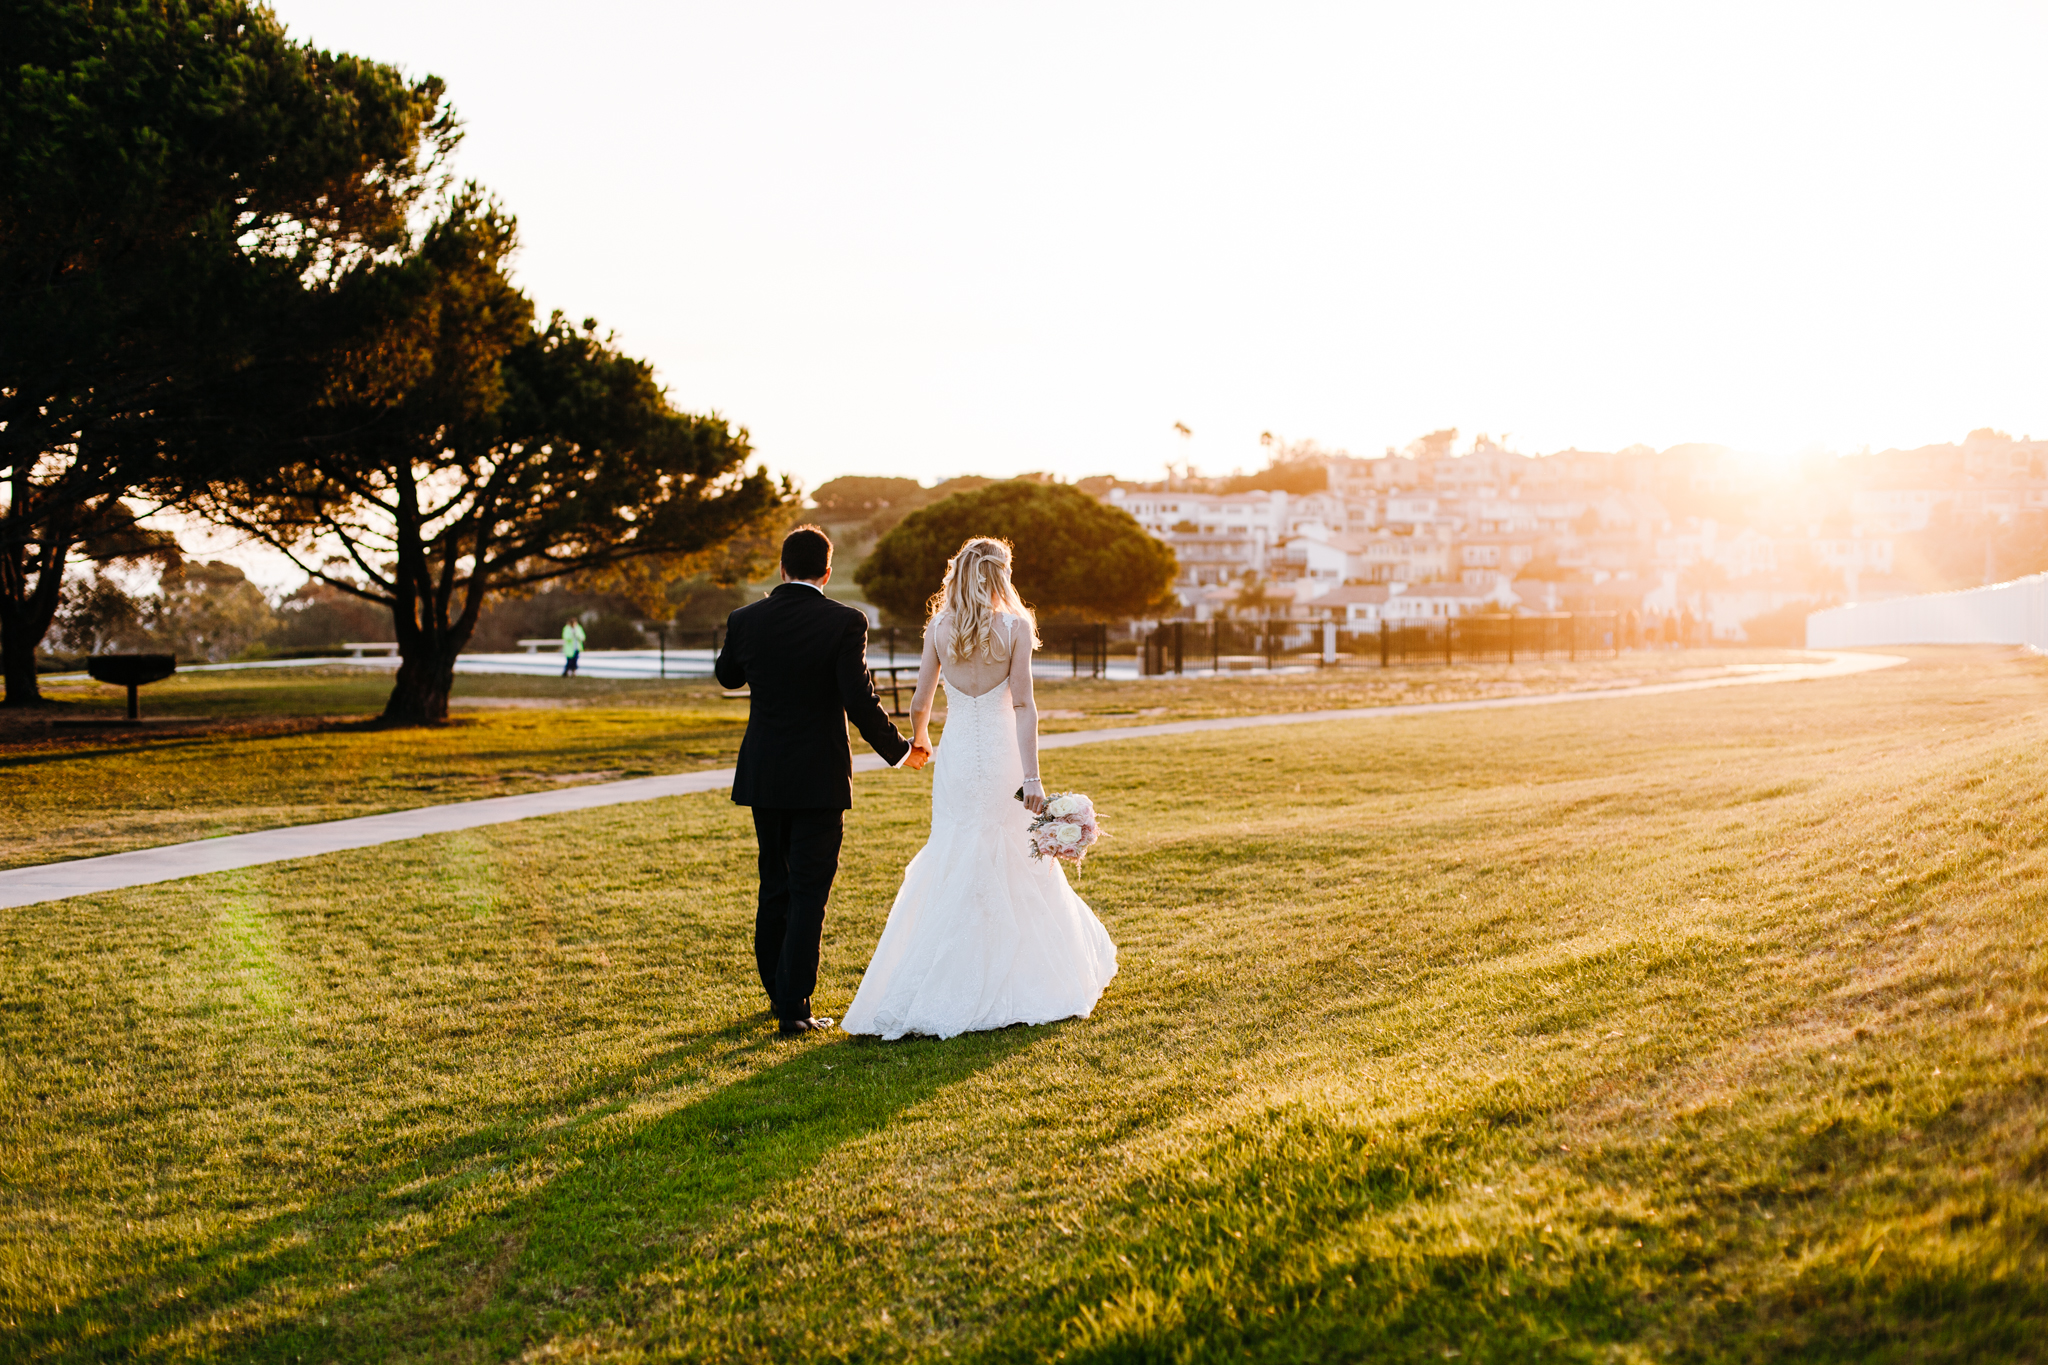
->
<box><xmin>904</xmin><ymin>740</ymin><xmax>933</xmax><ymax>771</ymax></box>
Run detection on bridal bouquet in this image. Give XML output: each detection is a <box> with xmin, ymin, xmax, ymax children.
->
<box><xmin>1015</xmin><ymin>789</ymin><xmax>1104</xmax><ymax>864</ymax></box>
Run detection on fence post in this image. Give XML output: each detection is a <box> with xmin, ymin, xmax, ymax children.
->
<box><xmin>1264</xmin><ymin>618</ymin><xmax>1276</xmax><ymax>671</ymax></box>
<box><xmin>1098</xmin><ymin>623</ymin><xmax>1107</xmax><ymax>679</ymax></box>
<box><xmin>1322</xmin><ymin>620</ymin><xmax>1336</xmax><ymax>666</ymax></box>
<box><xmin>1173</xmin><ymin>620</ymin><xmax>1184</xmax><ymax>675</ymax></box>
<box><xmin>1445</xmin><ymin>616</ymin><xmax>1454</xmax><ymax>665</ymax></box>
<box><xmin>1071</xmin><ymin>628</ymin><xmax>1079</xmax><ymax>679</ymax></box>
<box><xmin>1567</xmin><ymin>612</ymin><xmax>1577</xmax><ymax>662</ymax></box>
<box><xmin>1379</xmin><ymin>618</ymin><xmax>1389</xmax><ymax>667</ymax></box>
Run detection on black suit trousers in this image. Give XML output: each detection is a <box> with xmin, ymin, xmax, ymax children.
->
<box><xmin>751</xmin><ymin>807</ymin><xmax>845</xmax><ymax>1019</ymax></box>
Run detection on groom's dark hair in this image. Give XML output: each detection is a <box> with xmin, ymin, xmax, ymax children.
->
<box><xmin>781</xmin><ymin>524</ymin><xmax>833</xmax><ymax>581</ymax></box>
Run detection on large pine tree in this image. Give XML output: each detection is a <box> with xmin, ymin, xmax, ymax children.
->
<box><xmin>0</xmin><ymin>0</ymin><xmax>449</xmax><ymax>703</ymax></box>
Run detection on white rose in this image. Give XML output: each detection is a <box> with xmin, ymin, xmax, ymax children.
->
<box><xmin>1055</xmin><ymin>822</ymin><xmax>1085</xmax><ymax>845</ymax></box>
<box><xmin>1047</xmin><ymin>795</ymin><xmax>1081</xmax><ymax>818</ymax></box>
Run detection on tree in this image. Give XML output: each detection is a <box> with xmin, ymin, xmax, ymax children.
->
<box><xmin>855</xmin><ymin>481</ymin><xmax>1177</xmax><ymax>625</ymax></box>
<box><xmin>1</xmin><ymin>0</ymin><xmax>449</xmax><ymax>704</ymax></box>
<box><xmin>811</xmin><ymin>476</ymin><xmax>925</xmax><ymax>519</ymax></box>
<box><xmin>807</xmin><ymin>474</ymin><xmax>928</xmax><ymax>540</ymax></box>
<box><xmin>144</xmin><ymin>561</ymin><xmax>275</xmax><ymax>662</ymax></box>
<box><xmin>201</xmin><ymin>199</ymin><xmax>786</xmax><ymax>723</ymax></box>
<box><xmin>49</xmin><ymin>571</ymin><xmax>146</xmax><ymax>656</ymax></box>
<box><xmin>809</xmin><ymin>473</ymin><xmax>997</xmax><ymax>540</ymax></box>
<box><xmin>1219</xmin><ymin>436</ymin><xmax>1331</xmax><ymax>495</ymax></box>
<box><xmin>1407</xmin><ymin>429</ymin><xmax>1459</xmax><ymax>461</ymax></box>
<box><xmin>927</xmin><ymin>475</ymin><xmax>996</xmax><ymax>500</ymax></box>
<box><xmin>1218</xmin><ymin>459</ymin><xmax>1328</xmax><ymax>496</ymax></box>
<box><xmin>1228</xmin><ymin>574</ymin><xmax>1283</xmax><ymax>619</ymax></box>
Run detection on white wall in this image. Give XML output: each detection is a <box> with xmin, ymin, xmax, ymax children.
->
<box><xmin>1806</xmin><ymin>574</ymin><xmax>2048</xmax><ymax>649</ymax></box>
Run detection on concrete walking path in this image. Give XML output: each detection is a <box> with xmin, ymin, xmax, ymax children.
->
<box><xmin>0</xmin><ymin>651</ymin><xmax>1904</xmax><ymax>910</ymax></box>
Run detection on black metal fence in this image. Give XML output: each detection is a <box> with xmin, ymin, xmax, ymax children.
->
<box><xmin>864</xmin><ymin>623</ymin><xmax>1110</xmax><ymax>715</ymax></box>
<box><xmin>1043</xmin><ymin>624</ymin><xmax>1112</xmax><ymax>679</ymax></box>
<box><xmin>635</xmin><ymin>624</ymin><xmax>724</xmax><ymax>680</ymax></box>
<box><xmin>1371</xmin><ymin>612</ymin><xmax>1621</xmax><ymax>664</ymax></box>
<box><xmin>1143</xmin><ymin>619</ymin><xmax>1288</xmax><ymax>674</ymax></box>
<box><xmin>1141</xmin><ymin>612</ymin><xmax>1622</xmax><ymax>675</ymax></box>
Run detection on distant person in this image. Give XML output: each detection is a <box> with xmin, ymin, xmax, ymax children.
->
<box><xmin>560</xmin><ymin>619</ymin><xmax>586</xmax><ymax>677</ymax></box>
<box><xmin>714</xmin><ymin>525</ymin><xmax>925</xmax><ymax>1037</ymax></box>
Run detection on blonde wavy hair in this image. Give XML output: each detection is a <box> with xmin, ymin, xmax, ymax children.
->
<box><xmin>927</xmin><ymin>537</ymin><xmax>1041</xmax><ymax>661</ymax></box>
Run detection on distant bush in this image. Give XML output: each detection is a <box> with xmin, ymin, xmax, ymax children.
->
<box><xmin>269</xmin><ymin>580</ymin><xmax>392</xmax><ymax>650</ymax></box>
<box><xmin>467</xmin><ymin>590</ymin><xmax>617</xmax><ymax>652</ymax></box>
<box><xmin>584</xmin><ymin>614</ymin><xmax>647</xmax><ymax>650</ymax></box>
<box><xmin>668</xmin><ymin>576</ymin><xmax>752</xmax><ymax>631</ymax></box>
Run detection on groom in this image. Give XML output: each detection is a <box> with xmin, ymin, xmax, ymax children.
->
<box><xmin>714</xmin><ymin>525</ymin><xmax>930</xmax><ymax>1036</ymax></box>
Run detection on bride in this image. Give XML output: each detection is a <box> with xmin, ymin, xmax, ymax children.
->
<box><xmin>840</xmin><ymin>537</ymin><xmax>1118</xmax><ymax>1040</ymax></box>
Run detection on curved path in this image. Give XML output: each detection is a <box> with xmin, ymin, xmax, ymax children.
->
<box><xmin>0</xmin><ymin>651</ymin><xmax>1904</xmax><ymax>910</ymax></box>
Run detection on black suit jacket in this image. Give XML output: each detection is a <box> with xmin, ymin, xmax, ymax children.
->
<box><xmin>715</xmin><ymin>584</ymin><xmax>911</xmax><ymax>809</ymax></box>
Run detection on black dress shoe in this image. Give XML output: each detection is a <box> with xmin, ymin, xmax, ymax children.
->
<box><xmin>777</xmin><ymin>1015</ymin><xmax>835</xmax><ymax>1036</ymax></box>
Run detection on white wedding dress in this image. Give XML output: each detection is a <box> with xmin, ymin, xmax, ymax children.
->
<box><xmin>841</xmin><ymin>661</ymin><xmax>1118</xmax><ymax>1041</ymax></box>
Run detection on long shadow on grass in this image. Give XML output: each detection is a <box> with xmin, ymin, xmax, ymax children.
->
<box><xmin>19</xmin><ymin>1020</ymin><xmax>1038</xmax><ymax>1364</ymax></box>
<box><xmin>0</xmin><ymin>719</ymin><xmax>381</xmax><ymax>771</ymax></box>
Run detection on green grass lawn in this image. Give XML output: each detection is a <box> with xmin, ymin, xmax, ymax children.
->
<box><xmin>26</xmin><ymin>666</ymin><xmax>749</xmax><ymax>720</ymax></box>
<box><xmin>1029</xmin><ymin>646</ymin><xmax>1801</xmax><ymax>730</ymax></box>
<box><xmin>5</xmin><ymin>652</ymin><xmax>1794</xmax><ymax>870</ymax></box>
<box><xmin>7</xmin><ymin>647</ymin><xmax>2046</xmax><ymax>1362</ymax></box>
<box><xmin>0</xmin><ymin>670</ymin><xmax>751</xmax><ymax>870</ymax></box>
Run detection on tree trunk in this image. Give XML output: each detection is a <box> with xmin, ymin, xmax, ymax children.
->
<box><xmin>0</xmin><ymin>607</ymin><xmax>44</xmax><ymax>707</ymax></box>
<box><xmin>381</xmin><ymin>638</ymin><xmax>463</xmax><ymax>724</ymax></box>
<box><xmin>0</xmin><ymin>559</ymin><xmax>65</xmax><ymax>708</ymax></box>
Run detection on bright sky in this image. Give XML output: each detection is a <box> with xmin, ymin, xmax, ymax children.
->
<box><xmin>270</xmin><ymin>0</ymin><xmax>2048</xmax><ymax>492</ymax></box>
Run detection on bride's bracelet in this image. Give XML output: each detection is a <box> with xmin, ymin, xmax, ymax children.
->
<box><xmin>1021</xmin><ymin>775</ymin><xmax>1042</xmax><ymax>785</ymax></box>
